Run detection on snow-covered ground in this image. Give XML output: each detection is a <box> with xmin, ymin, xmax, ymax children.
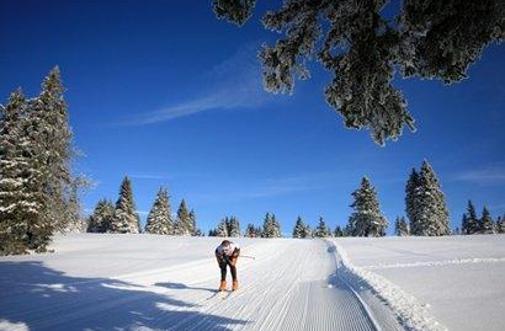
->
<box><xmin>0</xmin><ymin>234</ymin><xmax>396</xmax><ymax>331</ymax></box>
<box><xmin>334</xmin><ymin>235</ymin><xmax>505</xmax><ymax>331</ymax></box>
<box><xmin>0</xmin><ymin>234</ymin><xmax>503</xmax><ymax>331</ymax></box>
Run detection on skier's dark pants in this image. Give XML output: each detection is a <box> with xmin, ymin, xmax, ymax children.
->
<box><xmin>219</xmin><ymin>258</ymin><xmax>237</xmax><ymax>282</ymax></box>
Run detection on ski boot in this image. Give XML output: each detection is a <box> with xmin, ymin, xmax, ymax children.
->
<box><xmin>219</xmin><ymin>280</ymin><xmax>227</xmax><ymax>292</ymax></box>
<box><xmin>232</xmin><ymin>280</ymin><xmax>239</xmax><ymax>291</ymax></box>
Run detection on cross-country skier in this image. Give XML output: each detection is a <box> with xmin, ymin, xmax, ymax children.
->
<box><xmin>215</xmin><ymin>240</ymin><xmax>240</xmax><ymax>291</ymax></box>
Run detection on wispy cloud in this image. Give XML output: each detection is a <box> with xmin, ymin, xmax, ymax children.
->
<box><xmin>453</xmin><ymin>165</ymin><xmax>505</xmax><ymax>185</ymax></box>
<box><xmin>194</xmin><ymin>172</ymin><xmax>346</xmax><ymax>203</ymax></box>
<box><xmin>119</xmin><ymin>43</ymin><xmax>274</xmax><ymax>125</ymax></box>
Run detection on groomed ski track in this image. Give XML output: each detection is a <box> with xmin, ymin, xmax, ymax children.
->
<box><xmin>0</xmin><ymin>235</ymin><xmax>403</xmax><ymax>331</ymax></box>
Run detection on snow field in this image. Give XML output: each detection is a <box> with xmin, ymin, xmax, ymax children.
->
<box><xmin>335</xmin><ymin>235</ymin><xmax>505</xmax><ymax>331</ymax></box>
<box><xmin>0</xmin><ymin>234</ymin><xmax>395</xmax><ymax>331</ymax></box>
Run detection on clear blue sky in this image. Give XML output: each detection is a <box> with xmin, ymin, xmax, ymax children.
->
<box><xmin>1</xmin><ymin>0</ymin><xmax>504</xmax><ymax>235</ymax></box>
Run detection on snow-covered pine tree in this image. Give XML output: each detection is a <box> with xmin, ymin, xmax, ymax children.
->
<box><xmin>145</xmin><ymin>188</ymin><xmax>173</xmax><ymax>235</ymax></box>
<box><xmin>302</xmin><ymin>223</ymin><xmax>312</xmax><ymax>238</ymax></box>
<box><xmin>347</xmin><ymin>177</ymin><xmax>388</xmax><ymax>237</ymax></box>
<box><xmin>479</xmin><ymin>207</ymin><xmax>495</xmax><ymax>234</ymax></box>
<box><xmin>30</xmin><ymin>67</ymin><xmax>77</xmax><ymax>235</ymax></box>
<box><xmin>496</xmin><ymin>216</ymin><xmax>505</xmax><ymax>234</ymax></box>
<box><xmin>244</xmin><ymin>223</ymin><xmax>256</xmax><ymax>238</ymax></box>
<box><xmin>272</xmin><ymin>214</ymin><xmax>282</xmax><ymax>237</ymax></box>
<box><xmin>216</xmin><ymin>218</ymin><xmax>229</xmax><ymax>237</ymax></box>
<box><xmin>292</xmin><ymin>216</ymin><xmax>306</xmax><ymax>238</ymax></box>
<box><xmin>226</xmin><ymin>216</ymin><xmax>241</xmax><ymax>237</ymax></box>
<box><xmin>189</xmin><ymin>209</ymin><xmax>202</xmax><ymax>236</ymax></box>
<box><xmin>394</xmin><ymin>216</ymin><xmax>410</xmax><ymax>236</ymax></box>
<box><xmin>262</xmin><ymin>212</ymin><xmax>281</xmax><ymax>238</ymax></box>
<box><xmin>313</xmin><ymin>217</ymin><xmax>331</xmax><ymax>238</ymax></box>
<box><xmin>410</xmin><ymin>161</ymin><xmax>450</xmax><ymax>236</ymax></box>
<box><xmin>214</xmin><ymin>1</ymin><xmax>504</xmax><ymax>145</ymax></box>
<box><xmin>461</xmin><ymin>213</ymin><xmax>469</xmax><ymax>235</ymax></box>
<box><xmin>87</xmin><ymin>199</ymin><xmax>115</xmax><ymax>233</ymax></box>
<box><xmin>174</xmin><ymin>199</ymin><xmax>192</xmax><ymax>235</ymax></box>
<box><xmin>0</xmin><ymin>90</ymin><xmax>45</xmax><ymax>254</ymax></box>
<box><xmin>463</xmin><ymin>200</ymin><xmax>480</xmax><ymax>235</ymax></box>
<box><xmin>110</xmin><ymin>176</ymin><xmax>140</xmax><ymax>233</ymax></box>
<box><xmin>333</xmin><ymin>225</ymin><xmax>344</xmax><ymax>237</ymax></box>
<box><xmin>405</xmin><ymin>168</ymin><xmax>420</xmax><ymax>234</ymax></box>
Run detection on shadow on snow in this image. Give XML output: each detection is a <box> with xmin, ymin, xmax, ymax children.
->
<box><xmin>0</xmin><ymin>261</ymin><xmax>248</xmax><ymax>330</ymax></box>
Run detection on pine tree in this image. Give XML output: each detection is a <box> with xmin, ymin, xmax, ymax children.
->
<box><xmin>292</xmin><ymin>216</ymin><xmax>307</xmax><ymax>238</ymax></box>
<box><xmin>0</xmin><ymin>90</ymin><xmax>44</xmax><ymax>254</ymax></box>
<box><xmin>30</xmin><ymin>67</ymin><xmax>76</xmax><ymax>235</ymax></box>
<box><xmin>174</xmin><ymin>199</ymin><xmax>192</xmax><ymax>235</ymax></box>
<box><xmin>214</xmin><ymin>1</ymin><xmax>503</xmax><ymax>145</ymax></box>
<box><xmin>145</xmin><ymin>188</ymin><xmax>173</xmax><ymax>235</ymax></box>
<box><xmin>216</xmin><ymin>218</ymin><xmax>229</xmax><ymax>237</ymax></box>
<box><xmin>463</xmin><ymin>200</ymin><xmax>480</xmax><ymax>235</ymax></box>
<box><xmin>244</xmin><ymin>224</ymin><xmax>255</xmax><ymax>237</ymax></box>
<box><xmin>333</xmin><ymin>225</ymin><xmax>344</xmax><ymax>237</ymax></box>
<box><xmin>394</xmin><ymin>216</ymin><xmax>410</xmax><ymax>236</ymax></box>
<box><xmin>189</xmin><ymin>209</ymin><xmax>200</xmax><ymax>236</ymax></box>
<box><xmin>87</xmin><ymin>199</ymin><xmax>115</xmax><ymax>233</ymax></box>
<box><xmin>409</xmin><ymin>161</ymin><xmax>449</xmax><ymax>236</ymax></box>
<box><xmin>110</xmin><ymin>176</ymin><xmax>140</xmax><ymax>233</ymax></box>
<box><xmin>262</xmin><ymin>212</ymin><xmax>281</xmax><ymax>238</ymax></box>
<box><xmin>346</xmin><ymin>177</ymin><xmax>388</xmax><ymax>237</ymax></box>
<box><xmin>227</xmin><ymin>216</ymin><xmax>241</xmax><ymax>237</ymax></box>
<box><xmin>405</xmin><ymin>168</ymin><xmax>420</xmax><ymax>232</ymax></box>
<box><xmin>496</xmin><ymin>216</ymin><xmax>505</xmax><ymax>234</ymax></box>
<box><xmin>479</xmin><ymin>207</ymin><xmax>495</xmax><ymax>234</ymax></box>
<box><xmin>313</xmin><ymin>217</ymin><xmax>331</xmax><ymax>238</ymax></box>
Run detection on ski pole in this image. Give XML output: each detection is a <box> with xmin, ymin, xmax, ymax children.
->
<box><xmin>241</xmin><ymin>255</ymin><xmax>256</xmax><ymax>260</ymax></box>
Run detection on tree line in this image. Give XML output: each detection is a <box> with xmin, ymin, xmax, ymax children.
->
<box><xmin>87</xmin><ymin>176</ymin><xmax>201</xmax><ymax>236</ymax></box>
<box><xmin>210</xmin><ymin>160</ymin><xmax>504</xmax><ymax>239</ymax></box>
<box><xmin>0</xmin><ymin>67</ymin><xmax>86</xmax><ymax>255</ymax></box>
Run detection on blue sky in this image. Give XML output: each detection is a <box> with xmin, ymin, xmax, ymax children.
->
<box><xmin>1</xmin><ymin>0</ymin><xmax>504</xmax><ymax>235</ymax></box>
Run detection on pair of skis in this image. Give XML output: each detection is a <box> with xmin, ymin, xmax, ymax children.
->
<box><xmin>206</xmin><ymin>289</ymin><xmax>235</xmax><ymax>300</ymax></box>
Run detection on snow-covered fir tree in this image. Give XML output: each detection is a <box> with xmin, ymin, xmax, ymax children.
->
<box><xmin>174</xmin><ymin>199</ymin><xmax>193</xmax><ymax>235</ymax></box>
<box><xmin>405</xmin><ymin>168</ymin><xmax>420</xmax><ymax>230</ymax></box>
<box><xmin>292</xmin><ymin>216</ymin><xmax>308</xmax><ymax>238</ymax></box>
<box><xmin>346</xmin><ymin>177</ymin><xmax>388</xmax><ymax>237</ymax></box>
<box><xmin>189</xmin><ymin>209</ymin><xmax>202</xmax><ymax>236</ymax></box>
<box><xmin>244</xmin><ymin>224</ymin><xmax>256</xmax><ymax>237</ymax></box>
<box><xmin>496</xmin><ymin>216</ymin><xmax>505</xmax><ymax>234</ymax></box>
<box><xmin>215</xmin><ymin>218</ymin><xmax>229</xmax><ymax>237</ymax></box>
<box><xmin>479</xmin><ymin>207</ymin><xmax>495</xmax><ymax>234</ymax></box>
<box><xmin>244</xmin><ymin>223</ymin><xmax>262</xmax><ymax>237</ymax></box>
<box><xmin>394</xmin><ymin>216</ymin><xmax>410</xmax><ymax>236</ymax></box>
<box><xmin>462</xmin><ymin>200</ymin><xmax>480</xmax><ymax>235</ymax></box>
<box><xmin>110</xmin><ymin>176</ymin><xmax>140</xmax><ymax>234</ymax></box>
<box><xmin>87</xmin><ymin>199</ymin><xmax>115</xmax><ymax>233</ymax></box>
<box><xmin>227</xmin><ymin>216</ymin><xmax>241</xmax><ymax>237</ymax></box>
<box><xmin>333</xmin><ymin>225</ymin><xmax>344</xmax><ymax>237</ymax></box>
<box><xmin>214</xmin><ymin>0</ymin><xmax>503</xmax><ymax>145</ymax></box>
<box><xmin>145</xmin><ymin>188</ymin><xmax>173</xmax><ymax>235</ymax></box>
<box><xmin>0</xmin><ymin>90</ymin><xmax>44</xmax><ymax>254</ymax></box>
<box><xmin>31</xmin><ymin>67</ymin><xmax>77</xmax><ymax>234</ymax></box>
<box><xmin>262</xmin><ymin>212</ymin><xmax>281</xmax><ymax>238</ymax></box>
<box><xmin>313</xmin><ymin>217</ymin><xmax>331</xmax><ymax>238</ymax></box>
<box><xmin>409</xmin><ymin>161</ymin><xmax>449</xmax><ymax>236</ymax></box>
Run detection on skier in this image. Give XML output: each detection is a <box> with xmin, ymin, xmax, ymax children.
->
<box><xmin>215</xmin><ymin>240</ymin><xmax>240</xmax><ymax>291</ymax></box>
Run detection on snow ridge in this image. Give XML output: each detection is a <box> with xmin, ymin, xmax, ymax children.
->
<box><xmin>331</xmin><ymin>241</ymin><xmax>448</xmax><ymax>331</ymax></box>
<box><xmin>362</xmin><ymin>257</ymin><xmax>505</xmax><ymax>270</ymax></box>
